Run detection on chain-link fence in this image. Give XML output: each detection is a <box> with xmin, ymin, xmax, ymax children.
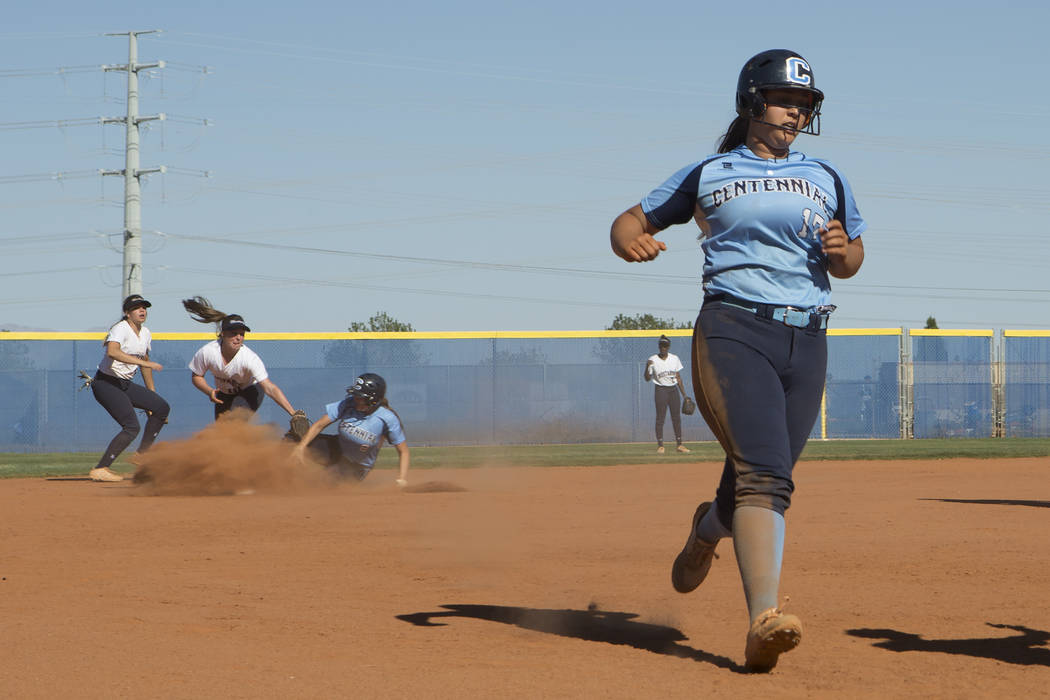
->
<box><xmin>0</xmin><ymin>329</ymin><xmax>1045</xmax><ymax>452</ymax></box>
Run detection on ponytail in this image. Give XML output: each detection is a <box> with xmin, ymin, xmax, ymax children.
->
<box><xmin>183</xmin><ymin>296</ymin><xmax>226</xmax><ymax>324</ymax></box>
<box><xmin>182</xmin><ymin>296</ymin><xmax>229</xmax><ymax>336</ymax></box>
<box><xmin>717</xmin><ymin>116</ymin><xmax>749</xmax><ymax>153</ymax></box>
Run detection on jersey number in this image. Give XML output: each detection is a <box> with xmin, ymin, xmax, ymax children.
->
<box><xmin>797</xmin><ymin>208</ymin><xmax>827</xmax><ymax>241</ymax></box>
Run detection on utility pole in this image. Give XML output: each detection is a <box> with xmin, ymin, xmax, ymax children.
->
<box><xmin>101</xmin><ymin>30</ymin><xmax>165</xmax><ymax>300</ymax></box>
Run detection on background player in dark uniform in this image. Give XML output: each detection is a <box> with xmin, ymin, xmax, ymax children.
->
<box><xmin>610</xmin><ymin>49</ymin><xmax>866</xmax><ymax>671</ymax></box>
<box><xmin>87</xmin><ymin>294</ymin><xmax>170</xmax><ymax>482</ymax></box>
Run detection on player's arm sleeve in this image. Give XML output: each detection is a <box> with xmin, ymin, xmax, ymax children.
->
<box><xmin>818</xmin><ymin>161</ymin><xmax>867</xmax><ymax>240</ymax></box>
<box><xmin>187</xmin><ymin>347</ymin><xmax>207</xmax><ymax>374</ymax></box>
<box><xmin>247</xmin><ymin>352</ymin><xmax>269</xmax><ymax>384</ymax></box>
<box><xmin>640</xmin><ymin>162</ymin><xmax>705</xmax><ymax>230</ymax></box>
<box><xmin>324</xmin><ymin>400</ymin><xmax>342</xmax><ymax>423</ymax></box>
<box><xmin>105</xmin><ymin>323</ymin><xmax>127</xmax><ymax>347</ymax></box>
<box><xmin>385</xmin><ymin>414</ymin><xmax>407</xmax><ymax>445</ymax></box>
<box><xmin>838</xmin><ymin>173</ymin><xmax>867</xmax><ymax>240</ymax></box>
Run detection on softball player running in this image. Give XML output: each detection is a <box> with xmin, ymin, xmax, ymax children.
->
<box><xmin>182</xmin><ymin>296</ymin><xmax>302</xmax><ymax>421</ymax></box>
<box><xmin>88</xmin><ymin>294</ymin><xmax>170</xmax><ymax>482</ymax></box>
<box><xmin>611</xmin><ymin>49</ymin><xmax>866</xmax><ymax>671</ymax></box>
<box><xmin>290</xmin><ymin>373</ymin><xmax>410</xmax><ymax>487</ymax></box>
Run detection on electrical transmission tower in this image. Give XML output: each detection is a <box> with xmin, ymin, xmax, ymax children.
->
<box><xmin>100</xmin><ymin>30</ymin><xmax>166</xmax><ymax>300</ymax></box>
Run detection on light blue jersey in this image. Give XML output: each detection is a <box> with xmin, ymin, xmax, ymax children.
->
<box><xmin>641</xmin><ymin>145</ymin><xmax>866</xmax><ymax>309</ymax></box>
<box><xmin>324</xmin><ymin>399</ymin><xmax>406</xmax><ymax>472</ymax></box>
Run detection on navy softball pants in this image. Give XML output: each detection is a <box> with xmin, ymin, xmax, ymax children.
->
<box><xmin>91</xmin><ymin>371</ymin><xmax>170</xmax><ymax>468</ymax></box>
<box><xmin>690</xmin><ymin>299</ymin><xmax>827</xmax><ymax>529</ymax></box>
<box><xmin>654</xmin><ymin>384</ymin><xmax>682</xmax><ymax>443</ymax></box>
<box><xmin>302</xmin><ymin>433</ymin><xmax>370</xmax><ymax>481</ymax></box>
<box><xmin>214</xmin><ymin>385</ymin><xmax>264</xmax><ymax>420</ymax></box>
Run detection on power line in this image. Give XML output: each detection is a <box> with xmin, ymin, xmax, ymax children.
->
<box><xmin>0</xmin><ymin>170</ymin><xmax>99</xmax><ymax>184</ymax></box>
<box><xmin>4</xmin><ymin>224</ymin><xmax>1044</xmax><ymax>298</ymax></box>
<box><xmin>0</xmin><ymin>117</ymin><xmax>100</xmax><ymax>130</ymax></box>
<box><xmin>161</xmin><ymin>230</ymin><xmax>699</xmax><ymax>283</ymax></box>
<box><xmin>0</xmin><ymin>65</ymin><xmax>100</xmax><ymax>78</ymax></box>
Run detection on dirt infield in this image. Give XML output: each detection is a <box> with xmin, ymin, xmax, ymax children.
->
<box><xmin>2</xmin><ymin>456</ymin><xmax>1049</xmax><ymax>698</ymax></box>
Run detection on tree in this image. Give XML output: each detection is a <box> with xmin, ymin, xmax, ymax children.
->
<box><xmin>606</xmin><ymin>313</ymin><xmax>692</xmax><ymax>331</ymax></box>
<box><xmin>326</xmin><ymin>311</ymin><xmax>424</xmax><ymax>368</ymax></box>
<box><xmin>348</xmin><ymin>311</ymin><xmax>414</xmax><ymax>333</ymax></box>
<box><xmin>917</xmin><ymin>316</ymin><xmax>946</xmax><ymax>361</ymax></box>
<box><xmin>593</xmin><ymin>313</ymin><xmax>691</xmax><ymax>364</ymax></box>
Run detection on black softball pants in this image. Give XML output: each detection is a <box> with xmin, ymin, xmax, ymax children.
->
<box><xmin>654</xmin><ymin>384</ymin><xmax>682</xmax><ymax>443</ymax></box>
<box><xmin>91</xmin><ymin>371</ymin><xmax>170</xmax><ymax>469</ymax></box>
<box><xmin>690</xmin><ymin>300</ymin><xmax>827</xmax><ymax>528</ymax></box>
<box><xmin>214</xmin><ymin>385</ymin><xmax>264</xmax><ymax>420</ymax></box>
<box><xmin>301</xmin><ymin>433</ymin><xmax>369</xmax><ymax>481</ymax></box>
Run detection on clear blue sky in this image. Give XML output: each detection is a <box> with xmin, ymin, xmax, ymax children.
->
<box><xmin>2</xmin><ymin>1</ymin><xmax>1048</xmax><ymax>332</ymax></box>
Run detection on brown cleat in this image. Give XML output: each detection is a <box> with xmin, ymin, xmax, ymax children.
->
<box><xmin>670</xmin><ymin>501</ymin><xmax>719</xmax><ymax>593</ymax></box>
<box><xmin>744</xmin><ymin>607</ymin><xmax>802</xmax><ymax>672</ymax></box>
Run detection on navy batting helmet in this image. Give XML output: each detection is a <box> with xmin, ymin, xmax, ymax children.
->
<box><xmin>349</xmin><ymin>373</ymin><xmax>386</xmax><ymax>408</ymax></box>
<box><xmin>736</xmin><ymin>49</ymin><xmax>824</xmax><ymax>135</ymax></box>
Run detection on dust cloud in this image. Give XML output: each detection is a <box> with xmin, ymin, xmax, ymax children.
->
<box><xmin>131</xmin><ymin>409</ymin><xmax>331</xmax><ymax>496</ymax></box>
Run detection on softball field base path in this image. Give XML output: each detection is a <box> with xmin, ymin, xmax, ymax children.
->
<box><xmin>2</xmin><ymin>457</ymin><xmax>1049</xmax><ymax>699</ymax></box>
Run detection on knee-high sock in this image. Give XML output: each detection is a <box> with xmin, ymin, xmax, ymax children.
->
<box><xmin>732</xmin><ymin>505</ymin><xmax>785</xmax><ymax>622</ymax></box>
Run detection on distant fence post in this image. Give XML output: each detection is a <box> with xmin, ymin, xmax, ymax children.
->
<box><xmin>993</xmin><ymin>331</ymin><xmax>1005</xmax><ymax>438</ymax></box>
<box><xmin>899</xmin><ymin>329</ymin><xmax>913</xmax><ymax>439</ymax></box>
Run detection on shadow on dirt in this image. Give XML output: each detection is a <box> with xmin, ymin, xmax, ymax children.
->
<box><xmin>920</xmin><ymin>497</ymin><xmax>1050</xmax><ymax>509</ymax></box>
<box><xmin>397</xmin><ymin>603</ymin><xmax>742</xmax><ymax>671</ymax></box>
<box><xmin>847</xmin><ymin>623</ymin><xmax>1050</xmax><ymax>666</ymax></box>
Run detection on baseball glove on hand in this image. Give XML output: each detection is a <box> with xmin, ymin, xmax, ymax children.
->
<box><xmin>285</xmin><ymin>410</ymin><xmax>311</xmax><ymax>443</ymax></box>
<box><xmin>77</xmin><ymin>370</ymin><xmax>94</xmax><ymax>391</ymax></box>
<box><xmin>682</xmin><ymin>396</ymin><xmax>697</xmax><ymax>415</ymax></box>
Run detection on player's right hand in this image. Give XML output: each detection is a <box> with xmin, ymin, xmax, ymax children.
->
<box><xmin>618</xmin><ymin>233</ymin><xmax>666</xmax><ymax>262</ymax></box>
<box><xmin>145</xmin><ymin>361</ymin><xmax>163</xmax><ymax>371</ymax></box>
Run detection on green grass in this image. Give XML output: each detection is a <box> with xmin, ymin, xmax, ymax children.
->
<box><xmin>4</xmin><ymin>438</ymin><xmax>1048</xmax><ymax>480</ymax></box>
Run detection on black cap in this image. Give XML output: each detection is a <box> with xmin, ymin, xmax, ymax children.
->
<box><xmin>122</xmin><ymin>294</ymin><xmax>152</xmax><ymax>313</ymax></box>
<box><xmin>221</xmin><ymin>314</ymin><xmax>251</xmax><ymax>333</ymax></box>
<box><xmin>658</xmin><ymin>334</ymin><xmax>671</xmax><ymax>347</ymax></box>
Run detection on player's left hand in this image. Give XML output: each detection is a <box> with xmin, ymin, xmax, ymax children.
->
<box><xmin>819</xmin><ymin>220</ymin><xmax>849</xmax><ymax>261</ymax></box>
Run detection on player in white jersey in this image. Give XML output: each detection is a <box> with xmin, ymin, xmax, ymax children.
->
<box><xmin>88</xmin><ymin>294</ymin><xmax>170</xmax><ymax>482</ymax></box>
<box><xmin>611</xmin><ymin>50</ymin><xmax>866</xmax><ymax>672</ymax></box>
<box><xmin>182</xmin><ymin>296</ymin><xmax>301</xmax><ymax>421</ymax></box>
<box><xmin>645</xmin><ymin>335</ymin><xmax>690</xmax><ymax>454</ymax></box>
